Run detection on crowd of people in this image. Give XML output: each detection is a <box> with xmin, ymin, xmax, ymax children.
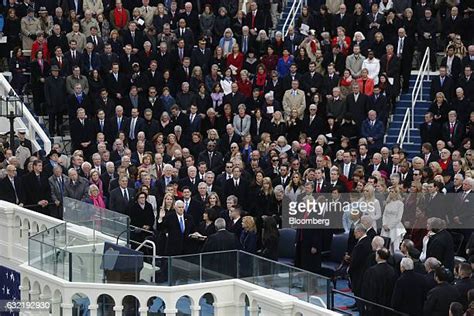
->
<box><xmin>0</xmin><ymin>0</ymin><xmax>474</xmax><ymax>314</ymax></box>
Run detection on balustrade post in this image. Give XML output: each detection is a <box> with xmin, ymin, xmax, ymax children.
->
<box><xmin>19</xmin><ymin>285</ymin><xmax>30</xmax><ymax>301</ymax></box>
<box><xmin>247</xmin><ymin>306</ymin><xmax>259</xmax><ymax>316</ymax></box>
<box><xmin>190</xmin><ymin>305</ymin><xmax>201</xmax><ymax>316</ymax></box>
<box><xmin>29</xmin><ymin>289</ymin><xmax>40</xmax><ymax>301</ymax></box>
<box><xmin>60</xmin><ymin>303</ymin><xmax>73</xmax><ymax>315</ymax></box>
<box><xmin>51</xmin><ymin>296</ymin><xmax>62</xmax><ymax>316</ymax></box>
<box><xmin>138</xmin><ymin>306</ymin><xmax>148</xmax><ymax>316</ymax></box>
<box><xmin>88</xmin><ymin>303</ymin><xmax>98</xmax><ymax>316</ymax></box>
<box><xmin>164</xmin><ymin>308</ymin><xmax>178</xmax><ymax>316</ymax></box>
<box><xmin>113</xmin><ymin>304</ymin><xmax>124</xmax><ymax>316</ymax></box>
<box><xmin>38</xmin><ymin>294</ymin><xmax>51</xmax><ymax>316</ymax></box>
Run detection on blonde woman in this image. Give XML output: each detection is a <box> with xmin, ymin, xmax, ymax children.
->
<box><xmin>275</xmin><ymin>135</ymin><xmax>291</xmax><ymax>154</ymax></box>
<box><xmin>285</xmin><ymin>172</ymin><xmax>304</xmax><ymax>202</ymax></box>
<box><xmin>271</xmin><ymin>111</ymin><xmax>287</xmax><ymax>138</ymax></box>
<box><xmin>359</xmin><ymin>184</ymin><xmax>382</xmax><ymax>230</ymax></box>
<box><xmin>240</xmin><ymin>216</ymin><xmax>257</xmax><ymax>253</ymax></box>
<box><xmin>381</xmin><ymin>187</ymin><xmax>406</xmax><ymax>253</ymax></box>
<box><xmin>257</xmin><ymin>132</ymin><xmax>272</xmax><ymax>156</ymax></box>
<box><xmin>165</xmin><ymin>134</ymin><xmax>182</xmax><ymax>157</ymax></box>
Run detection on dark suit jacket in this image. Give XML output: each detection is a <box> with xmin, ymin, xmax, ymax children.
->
<box><xmin>426</xmin><ymin>229</ymin><xmax>454</xmax><ymax>270</ymax></box>
<box><xmin>86</xmin><ymin>35</ymin><xmax>105</xmax><ymax>53</ymax></box>
<box><xmin>109</xmin><ymin>187</ymin><xmax>135</xmax><ymax>214</ymax></box>
<box><xmin>124</xmin><ymin>116</ymin><xmax>146</xmax><ymax>140</ymax></box>
<box><xmin>81</xmin><ymin>51</ymin><xmax>101</xmax><ymax>73</ymax></box>
<box><xmin>430</xmin><ymin>76</ymin><xmax>455</xmax><ymax>102</ymax></box>
<box><xmin>224</xmin><ymin>178</ymin><xmax>250</xmax><ymax>209</ymax></box>
<box><xmin>121</xmin><ymin>30</ymin><xmax>145</xmax><ymax>50</ymax></box>
<box><xmin>222</xmin><ymin>92</ymin><xmax>247</xmax><ymax>114</ymax></box>
<box><xmin>21</xmin><ymin>172</ymin><xmax>51</xmax><ymax>213</ymax></box>
<box><xmin>391</xmin><ymin>270</ymin><xmax>427</xmax><ymax>316</ymax></box>
<box><xmin>157</xmin><ymin>211</ymin><xmax>195</xmax><ymax>255</ymax></box>
<box><xmin>107</xmin><ymin>116</ymin><xmax>130</xmax><ymax>143</ymax></box>
<box><xmin>0</xmin><ymin>176</ymin><xmax>23</xmax><ymax>204</ymax></box>
<box><xmin>191</xmin><ymin>47</ymin><xmax>212</xmax><ymax>74</ymax></box>
<box><xmin>63</xmin><ymin>50</ymin><xmax>83</xmax><ymax>75</ymax></box>
<box><xmin>245</xmin><ymin>10</ymin><xmax>266</xmax><ymax>31</ymax></box>
<box><xmin>419</xmin><ymin>121</ymin><xmax>442</xmax><ymax>147</ymax></box>
<box><xmin>349</xmin><ymin>235</ymin><xmax>372</xmax><ymax>295</ymax></box>
<box><xmin>99</xmin><ymin>52</ymin><xmax>120</xmax><ymax>74</ymax></box>
<box><xmin>197</xmin><ymin>150</ymin><xmax>224</xmax><ymax>174</ymax></box>
<box><xmin>441</xmin><ymin>56</ymin><xmax>462</xmax><ymax>80</ymax></box>
<box><xmin>105</xmin><ymin>73</ymin><xmax>130</xmax><ymax>99</ymax></box>
<box><xmin>70</xmin><ymin>118</ymin><xmax>95</xmax><ymax>151</ymax></box>
<box><xmin>346</xmin><ymin>93</ymin><xmax>369</xmax><ymax>125</ymax></box>
<box><xmin>218</xmin><ymin>133</ymin><xmax>241</xmax><ymax>154</ymax></box>
<box><xmin>441</xmin><ymin>121</ymin><xmax>465</xmax><ymax>149</ymax></box>
<box><xmin>202</xmin><ymin>229</ymin><xmax>240</xmax><ymax>252</ymax></box>
<box><xmin>423</xmin><ymin>282</ymin><xmax>460</xmax><ymax>316</ymax></box>
<box><xmin>380</xmin><ymin>54</ymin><xmax>400</xmax><ymax>79</ymax></box>
<box><xmin>360</xmin><ymin>119</ymin><xmax>385</xmax><ymax>150</ymax></box>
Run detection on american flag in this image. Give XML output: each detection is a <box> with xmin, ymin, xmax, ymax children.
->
<box><xmin>0</xmin><ymin>265</ymin><xmax>20</xmax><ymax>316</ymax></box>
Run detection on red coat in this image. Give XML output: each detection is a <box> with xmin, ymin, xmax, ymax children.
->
<box><xmin>31</xmin><ymin>40</ymin><xmax>50</xmax><ymax>61</ymax></box>
<box><xmin>227</xmin><ymin>52</ymin><xmax>244</xmax><ymax>74</ymax></box>
<box><xmin>331</xmin><ymin>36</ymin><xmax>351</xmax><ymax>56</ymax></box>
<box><xmin>237</xmin><ymin>78</ymin><xmax>253</xmax><ymax>98</ymax></box>
<box><xmin>357</xmin><ymin>77</ymin><xmax>375</xmax><ymax>96</ymax></box>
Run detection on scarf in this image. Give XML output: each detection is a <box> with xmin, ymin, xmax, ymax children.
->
<box><xmin>114</xmin><ymin>8</ymin><xmax>128</xmax><ymax>29</ymax></box>
<box><xmin>310</xmin><ymin>40</ymin><xmax>318</xmax><ymax>53</ymax></box>
<box><xmin>256</xmin><ymin>72</ymin><xmax>267</xmax><ymax>87</ymax></box>
<box><xmin>91</xmin><ymin>195</ymin><xmax>106</xmax><ymax>208</ymax></box>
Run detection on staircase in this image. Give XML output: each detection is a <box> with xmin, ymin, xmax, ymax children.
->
<box><xmin>276</xmin><ymin>4</ymin><xmax>292</xmax><ymax>32</ymax></box>
<box><xmin>385</xmin><ymin>74</ymin><xmax>432</xmax><ymax>159</ymax></box>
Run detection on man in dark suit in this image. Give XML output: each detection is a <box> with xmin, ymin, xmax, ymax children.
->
<box><xmin>198</xmin><ymin>141</ymin><xmax>224</xmax><ymax>174</ymax></box>
<box><xmin>191</xmin><ymin>38</ymin><xmax>212</xmax><ymax>74</ymax></box>
<box><xmin>99</xmin><ymin>43</ymin><xmax>120</xmax><ymax>75</ymax></box>
<box><xmin>283</xmin><ymin>27</ymin><xmax>301</xmax><ymax>56</ymax></box>
<box><xmin>179</xmin><ymin>2</ymin><xmax>199</xmax><ymax>33</ymax></box>
<box><xmin>430</xmin><ymin>66</ymin><xmax>455</xmax><ymax>102</ymax></box>
<box><xmin>125</xmin><ymin>108</ymin><xmax>145</xmax><ymax>142</ymax></box>
<box><xmin>109</xmin><ymin>176</ymin><xmax>135</xmax><ymax>214</ymax></box>
<box><xmin>331</xmin><ymin>4</ymin><xmax>353</xmax><ymax>36</ymax></box>
<box><xmin>360</xmin><ymin>110</ymin><xmax>385</xmax><ymax>153</ymax></box>
<box><xmin>107</xmin><ymin>105</ymin><xmax>130</xmax><ymax>145</ymax></box>
<box><xmin>348</xmin><ymin>224</ymin><xmax>372</xmax><ymax>300</ymax></box>
<box><xmin>322</xmin><ymin>64</ymin><xmax>341</xmax><ymax>96</ymax></box>
<box><xmin>80</xmin><ymin>42</ymin><xmax>101</xmax><ymax>73</ymax></box>
<box><xmin>178</xmin><ymin>166</ymin><xmax>200</xmax><ymax>195</ymax></box>
<box><xmin>423</xmin><ymin>267</ymin><xmax>460</xmax><ymax>316</ymax></box>
<box><xmin>105</xmin><ymin>63</ymin><xmax>130</xmax><ymax>102</ymax></box>
<box><xmin>95</xmin><ymin>91</ymin><xmax>116</xmax><ymax>120</ymax></box>
<box><xmin>222</xmin><ymin>83</ymin><xmax>247</xmax><ymax>113</ymax></box>
<box><xmin>301</xmin><ymin>104</ymin><xmax>325</xmax><ymax>138</ymax></box>
<box><xmin>368</xmin><ymin>85</ymin><xmax>389</xmax><ymax>125</ymax></box>
<box><xmin>0</xmin><ymin>165</ymin><xmax>23</xmax><ymax>204</ymax></box>
<box><xmin>237</xmin><ymin>27</ymin><xmax>255</xmax><ymax>55</ymax></box>
<box><xmin>441</xmin><ymin>110</ymin><xmax>465</xmax><ymax>150</ymax></box>
<box><xmin>245</xmin><ymin>2</ymin><xmax>266</xmax><ymax>34</ymax></box>
<box><xmin>70</xmin><ymin>108</ymin><xmax>95</xmax><ymax>156</ymax></box>
<box><xmin>426</xmin><ymin>218</ymin><xmax>455</xmax><ymax>270</ymax></box>
<box><xmin>224</xmin><ymin>167</ymin><xmax>250</xmax><ymax>210</ymax></box>
<box><xmin>157</xmin><ymin>200</ymin><xmax>195</xmax><ymax>255</ymax></box>
<box><xmin>67</xmin><ymin>82</ymin><xmax>92</xmax><ymax>118</ymax></box>
<box><xmin>174</xmin><ymin>57</ymin><xmax>193</xmax><ymax>86</ymax></box>
<box><xmin>50</xmin><ymin>46</ymin><xmax>70</xmax><ymax>77</ymax></box>
<box><xmin>362</xmin><ymin>248</ymin><xmax>397</xmax><ymax>314</ymax></box>
<box><xmin>86</xmin><ymin>26</ymin><xmax>105</xmax><ymax>53</ymax></box>
<box><xmin>340</xmin><ymin>151</ymin><xmax>357</xmax><ymax>179</ymax></box>
<box><xmin>202</xmin><ymin>218</ymin><xmax>240</xmax><ymax>252</ymax></box>
<box><xmin>457</xmin><ymin>65</ymin><xmax>474</xmax><ymax>102</ymax></box>
<box><xmin>63</xmin><ymin>40</ymin><xmax>83</xmax><ymax>75</ymax></box>
<box><xmin>100</xmin><ymin>162</ymin><xmax>117</xmax><ymax>198</ymax></box>
<box><xmin>391</xmin><ymin>257</ymin><xmax>427</xmax><ymax>316</ymax></box>
<box><xmin>441</xmin><ymin>45</ymin><xmax>462</xmax><ymax>81</ymax></box>
<box><xmin>395</xmin><ymin>28</ymin><xmax>415</xmax><ymax>93</ymax></box>
<box><xmin>66</xmin><ymin>0</ymin><xmax>83</xmax><ymax>17</ymax></box>
<box><xmin>218</xmin><ymin>124</ymin><xmax>241</xmax><ymax>154</ymax></box>
<box><xmin>347</xmin><ymin>83</ymin><xmax>369</xmax><ymax>126</ymax></box>
<box><xmin>174</xmin><ymin>19</ymin><xmax>195</xmax><ymax>50</ymax></box>
<box><xmin>365</xmin><ymin>153</ymin><xmax>389</xmax><ymax>179</ymax></box>
<box><xmin>119</xmin><ymin>44</ymin><xmax>139</xmax><ymax>74</ymax></box>
<box><xmin>121</xmin><ymin>21</ymin><xmax>145</xmax><ymax>51</ymax></box>
<box><xmin>181</xmin><ymin>186</ymin><xmax>203</xmax><ymax>227</ymax></box>
<box><xmin>21</xmin><ymin>160</ymin><xmax>51</xmax><ymax>215</ymax></box>
<box><xmin>419</xmin><ymin>112</ymin><xmax>442</xmax><ymax>147</ymax></box>
<box><xmin>301</xmin><ymin>62</ymin><xmax>324</xmax><ymax>98</ymax></box>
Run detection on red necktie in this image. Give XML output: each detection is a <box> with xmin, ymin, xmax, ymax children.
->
<box><xmin>450</xmin><ymin>123</ymin><xmax>454</xmax><ymax>136</ymax></box>
<box><xmin>252</xmin><ymin>13</ymin><xmax>256</xmax><ymax>29</ymax></box>
<box><xmin>316</xmin><ymin>182</ymin><xmax>321</xmax><ymax>193</ymax></box>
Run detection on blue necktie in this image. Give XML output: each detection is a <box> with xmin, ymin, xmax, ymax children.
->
<box><xmin>179</xmin><ymin>216</ymin><xmax>185</xmax><ymax>233</ymax></box>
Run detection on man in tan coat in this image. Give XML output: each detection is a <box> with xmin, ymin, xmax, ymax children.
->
<box><xmin>139</xmin><ymin>0</ymin><xmax>156</xmax><ymax>27</ymax></box>
<box><xmin>83</xmin><ymin>0</ymin><xmax>104</xmax><ymax>16</ymax></box>
<box><xmin>282</xmin><ymin>80</ymin><xmax>306</xmax><ymax>119</ymax></box>
<box><xmin>66</xmin><ymin>22</ymin><xmax>87</xmax><ymax>52</ymax></box>
<box><xmin>21</xmin><ymin>8</ymin><xmax>42</xmax><ymax>50</ymax></box>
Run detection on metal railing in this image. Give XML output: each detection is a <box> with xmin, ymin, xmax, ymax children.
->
<box><xmin>411</xmin><ymin>47</ymin><xmax>431</xmax><ymax>129</ymax></box>
<box><xmin>0</xmin><ymin>74</ymin><xmax>51</xmax><ymax>154</ymax></box>
<box><xmin>396</xmin><ymin>108</ymin><xmax>412</xmax><ymax>147</ymax></box>
<box><xmin>282</xmin><ymin>0</ymin><xmax>303</xmax><ymax>37</ymax></box>
<box><xmin>330</xmin><ymin>289</ymin><xmax>409</xmax><ymax>316</ymax></box>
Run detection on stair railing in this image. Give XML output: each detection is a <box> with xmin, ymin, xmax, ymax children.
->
<box><xmin>396</xmin><ymin>108</ymin><xmax>411</xmax><ymax>147</ymax></box>
<box><xmin>0</xmin><ymin>74</ymin><xmax>51</xmax><ymax>154</ymax></box>
<box><xmin>411</xmin><ymin>47</ymin><xmax>430</xmax><ymax>129</ymax></box>
<box><xmin>282</xmin><ymin>0</ymin><xmax>303</xmax><ymax>37</ymax></box>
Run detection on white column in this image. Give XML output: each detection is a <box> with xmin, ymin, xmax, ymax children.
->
<box><xmin>38</xmin><ymin>293</ymin><xmax>51</xmax><ymax>316</ymax></box>
<box><xmin>113</xmin><ymin>305</ymin><xmax>124</xmax><ymax>316</ymax></box>
<box><xmin>164</xmin><ymin>308</ymin><xmax>178</xmax><ymax>316</ymax></box>
<box><xmin>190</xmin><ymin>305</ymin><xmax>201</xmax><ymax>316</ymax></box>
<box><xmin>138</xmin><ymin>306</ymin><xmax>148</xmax><ymax>316</ymax></box>
<box><xmin>61</xmin><ymin>303</ymin><xmax>74</xmax><ymax>315</ymax></box>
<box><xmin>19</xmin><ymin>285</ymin><xmax>30</xmax><ymax>301</ymax></box>
<box><xmin>214</xmin><ymin>302</ymin><xmax>237</xmax><ymax>316</ymax></box>
<box><xmin>248</xmin><ymin>306</ymin><xmax>260</xmax><ymax>316</ymax></box>
<box><xmin>89</xmin><ymin>303</ymin><xmax>99</xmax><ymax>316</ymax></box>
<box><xmin>51</xmin><ymin>297</ymin><xmax>62</xmax><ymax>316</ymax></box>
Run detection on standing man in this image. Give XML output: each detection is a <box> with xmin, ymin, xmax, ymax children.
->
<box><xmin>22</xmin><ymin>160</ymin><xmax>51</xmax><ymax>215</ymax></box>
<box><xmin>0</xmin><ymin>165</ymin><xmax>23</xmax><ymax>205</ymax></box>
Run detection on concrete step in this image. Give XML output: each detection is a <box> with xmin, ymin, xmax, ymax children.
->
<box><xmin>394</xmin><ymin>107</ymin><xmax>429</xmax><ymax>115</ymax></box>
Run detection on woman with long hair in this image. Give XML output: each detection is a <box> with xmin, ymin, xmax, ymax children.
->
<box><xmin>428</xmin><ymin>92</ymin><xmax>450</xmax><ymax>124</ymax></box>
<box><xmin>260</xmin><ymin>216</ymin><xmax>280</xmax><ymax>260</ymax></box>
<box><xmin>285</xmin><ymin>172</ymin><xmax>304</xmax><ymax>202</ymax></box>
<box><xmin>260</xmin><ymin>45</ymin><xmax>278</xmax><ymax>72</ymax></box>
<box><xmin>129</xmin><ymin>192</ymin><xmax>155</xmax><ymax>245</ymax></box>
<box><xmin>153</xmin><ymin>3</ymin><xmax>170</xmax><ymax>33</ymax></box>
<box><xmin>270</xmin><ymin>111</ymin><xmax>287</xmax><ymax>138</ymax></box>
<box><xmin>359</xmin><ymin>184</ymin><xmax>382</xmax><ymax>230</ymax></box>
<box><xmin>9</xmin><ymin>47</ymin><xmax>29</xmax><ymax>93</ymax></box>
<box><xmin>212</xmin><ymin>46</ymin><xmax>227</xmax><ymax>72</ymax></box>
<box><xmin>227</xmin><ymin>43</ymin><xmax>244</xmax><ymax>75</ymax></box>
<box><xmin>220</xmin><ymin>28</ymin><xmax>236</xmax><ymax>56</ymax></box>
<box><xmin>381</xmin><ymin>186</ymin><xmax>406</xmax><ymax>253</ymax></box>
<box><xmin>240</xmin><ymin>216</ymin><xmax>257</xmax><ymax>253</ymax></box>
<box><xmin>206</xmin><ymin>192</ymin><xmax>222</xmax><ymax>220</ymax></box>
<box><xmin>30</xmin><ymin>50</ymin><xmax>50</xmax><ymax>115</ymax></box>
<box><xmin>256</xmin><ymin>177</ymin><xmax>276</xmax><ymax>217</ymax></box>
<box><xmin>4</xmin><ymin>9</ymin><xmax>21</xmax><ymax>52</ymax></box>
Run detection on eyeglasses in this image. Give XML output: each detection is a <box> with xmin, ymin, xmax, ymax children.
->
<box><xmin>272</xmin><ymin>159</ymin><xmax>279</xmax><ymax>162</ymax></box>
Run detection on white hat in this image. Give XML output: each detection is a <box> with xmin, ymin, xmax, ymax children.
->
<box><xmin>16</xmin><ymin>127</ymin><xmax>27</xmax><ymax>134</ymax></box>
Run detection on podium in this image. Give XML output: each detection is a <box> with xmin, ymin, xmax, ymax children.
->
<box><xmin>102</xmin><ymin>242</ymin><xmax>144</xmax><ymax>283</ymax></box>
